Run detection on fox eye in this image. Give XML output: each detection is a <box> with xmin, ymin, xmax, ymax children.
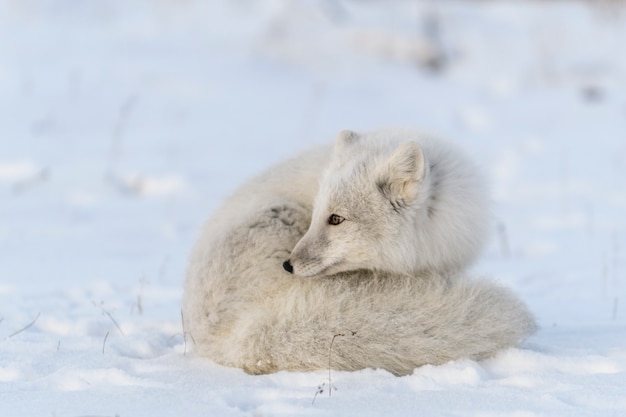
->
<box><xmin>328</xmin><ymin>214</ymin><xmax>345</xmax><ymax>225</ymax></box>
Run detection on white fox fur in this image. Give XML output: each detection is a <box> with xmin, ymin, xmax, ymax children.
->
<box><xmin>183</xmin><ymin>129</ymin><xmax>535</xmax><ymax>375</ymax></box>
<box><xmin>286</xmin><ymin>129</ymin><xmax>490</xmax><ymax>277</ymax></box>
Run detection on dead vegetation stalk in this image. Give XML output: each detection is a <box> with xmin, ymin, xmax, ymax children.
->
<box><xmin>7</xmin><ymin>312</ymin><xmax>41</xmax><ymax>339</ymax></box>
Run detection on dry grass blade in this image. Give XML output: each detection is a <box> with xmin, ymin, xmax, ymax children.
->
<box><xmin>312</xmin><ymin>330</ymin><xmax>356</xmax><ymax>404</ymax></box>
<box><xmin>8</xmin><ymin>312</ymin><xmax>41</xmax><ymax>338</ymax></box>
<box><xmin>103</xmin><ymin>310</ymin><xmax>124</xmax><ymax>336</ymax></box>
<box><xmin>102</xmin><ymin>331</ymin><xmax>110</xmax><ymax>355</ymax></box>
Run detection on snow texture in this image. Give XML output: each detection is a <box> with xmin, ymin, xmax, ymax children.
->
<box><xmin>1</xmin><ymin>1</ymin><xmax>625</xmax><ymax>416</ymax></box>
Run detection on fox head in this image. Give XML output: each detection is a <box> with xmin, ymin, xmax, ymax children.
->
<box><xmin>284</xmin><ymin>130</ymin><xmax>431</xmax><ymax>277</ymax></box>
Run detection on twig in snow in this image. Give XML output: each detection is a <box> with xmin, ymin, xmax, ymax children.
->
<box><xmin>103</xmin><ymin>310</ymin><xmax>124</xmax><ymax>336</ymax></box>
<box><xmin>181</xmin><ymin>310</ymin><xmax>196</xmax><ymax>355</ymax></box>
<box><xmin>312</xmin><ymin>382</ymin><xmax>330</xmax><ymax>405</ymax></box>
<box><xmin>94</xmin><ymin>302</ymin><xmax>125</xmax><ymax>336</ymax></box>
<box><xmin>7</xmin><ymin>312</ymin><xmax>41</xmax><ymax>338</ymax></box>
<box><xmin>328</xmin><ymin>333</ymin><xmax>342</xmax><ymax>398</ymax></box>
<box><xmin>136</xmin><ymin>293</ymin><xmax>143</xmax><ymax>316</ymax></box>
<box><xmin>312</xmin><ymin>330</ymin><xmax>357</xmax><ymax>404</ymax></box>
<box><xmin>102</xmin><ymin>331</ymin><xmax>110</xmax><ymax>355</ymax></box>
<box><xmin>168</xmin><ymin>310</ymin><xmax>195</xmax><ymax>355</ymax></box>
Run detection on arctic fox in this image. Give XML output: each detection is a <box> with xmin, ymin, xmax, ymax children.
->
<box><xmin>183</xmin><ymin>129</ymin><xmax>535</xmax><ymax>376</ymax></box>
<box><xmin>283</xmin><ymin>129</ymin><xmax>489</xmax><ymax>277</ymax></box>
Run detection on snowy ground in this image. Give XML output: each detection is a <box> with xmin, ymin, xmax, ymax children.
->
<box><xmin>1</xmin><ymin>1</ymin><xmax>625</xmax><ymax>416</ymax></box>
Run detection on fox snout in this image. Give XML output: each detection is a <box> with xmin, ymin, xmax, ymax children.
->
<box><xmin>282</xmin><ymin>259</ymin><xmax>294</xmax><ymax>274</ymax></box>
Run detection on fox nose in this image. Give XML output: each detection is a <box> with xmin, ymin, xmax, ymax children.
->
<box><xmin>283</xmin><ymin>260</ymin><xmax>294</xmax><ymax>274</ymax></box>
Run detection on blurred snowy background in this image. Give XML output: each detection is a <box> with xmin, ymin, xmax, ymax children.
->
<box><xmin>1</xmin><ymin>1</ymin><xmax>625</xmax><ymax>416</ymax></box>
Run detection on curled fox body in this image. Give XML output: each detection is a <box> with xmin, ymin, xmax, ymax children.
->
<box><xmin>183</xmin><ymin>129</ymin><xmax>535</xmax><ymax>375</ymax></box>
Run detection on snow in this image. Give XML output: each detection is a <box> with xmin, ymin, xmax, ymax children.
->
<box><xmin>1</xmin><ymin>1</ymin><xmax>625</xmax><ymax>416</ymax></box>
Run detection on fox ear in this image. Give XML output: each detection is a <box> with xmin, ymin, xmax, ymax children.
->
<box><xmin>376</xmin><ymin>141</ymin><xmax>426</xmax><ymax>209</ymax></box>
<box><xmin>334</xmin><ymin>130</ymin><xmax>360</xmax><ymax>153</ymax></box>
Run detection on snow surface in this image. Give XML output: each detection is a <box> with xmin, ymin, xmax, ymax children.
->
<box><xmin>1</xmin><ymin>1</ymin><xmax>625</xmax><ymax>416</ymax></box>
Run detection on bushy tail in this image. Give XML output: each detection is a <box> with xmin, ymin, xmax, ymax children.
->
<box><xmin>184</xmin><ymin>200</ymin><xmax>536</xmax><ymax>376</ymax></box>
<box><xmin>231</xmin><ymin>272</ymin><xmax>536</xmax><ymax>375</ymax></box>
